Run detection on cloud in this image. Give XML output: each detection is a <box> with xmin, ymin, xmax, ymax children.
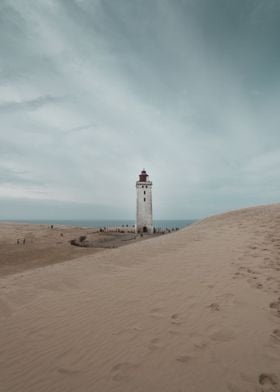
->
<box><xmin>0</xmin><ymin>95</ymin><xmax>65</xmax><ymax>113</ymax></box>
<box><xmin>0</xmin><ymin>167</ymin><xmax>43</xmax><ymax>185</ymax></box>
<box><xmin>0</xmin><ymin>0</ymin><xmax>280</xmax><ymax>219</ymax></box>
<box><xmin>64</xmin><ymin>124</ymin><xmax>95</xmax><ymax>134</ymax></box>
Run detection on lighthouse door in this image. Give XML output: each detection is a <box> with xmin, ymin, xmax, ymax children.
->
<box><xmin>143</xmin><ymin>226</ymin><xmax>148</xmax><ymax>233</ymax></box>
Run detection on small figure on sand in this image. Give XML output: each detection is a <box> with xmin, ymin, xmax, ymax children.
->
<box><xmin>23</xmin><ymin>238</ymin><xmax>26</xmax><ymax>245</ymax></box>
<box><xmin>16</xmin><ymin>239</ymin><xmax>20</xmax><ymax>245</ymax></box>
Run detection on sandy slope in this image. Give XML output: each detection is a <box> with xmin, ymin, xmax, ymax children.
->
<box><xmin>1</xmin><ymin>204</ymin><xmax>280</xmax><ymax>392</ymax></box>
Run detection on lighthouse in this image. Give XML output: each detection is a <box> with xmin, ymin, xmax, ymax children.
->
<box><xmin>136</xmin><ymin>169</ymin><xmax>153</xmax><ymax>234</ymax></box>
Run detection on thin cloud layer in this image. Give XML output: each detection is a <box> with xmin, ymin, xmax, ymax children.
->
<box><xmin>0</xmin><ymin>0</ymin><xmax>280</xmax><ymax>219</ymax></box>
<box><xmin>0</xmin><ymin>95</ymin><xmax>64</xmax><ymax>113</ymax></box>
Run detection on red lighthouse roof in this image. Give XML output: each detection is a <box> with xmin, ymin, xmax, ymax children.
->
<box><xmin>139</xmin><ymin>169</ymin><xmax>148</xmax><ymax>182</ymax></box>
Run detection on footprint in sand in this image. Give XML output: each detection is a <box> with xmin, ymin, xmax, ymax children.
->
<box><xmin>247</xmin><ymin>277</ymin><xmax>263</xmax><ymax>289</ymax></box>
<box><xmin>271</xmin><ymin>329</ymin><xmax>280</xmax><ymax>342</ymax></box>
<box><xmin>208</xmin><ymin>303</ymin><xmax>220</xmax><ymax>311</ymax></box>
<box><xmin>148</xmin><ymin>337</ymin><xmax>163</xmax><ymax>351</ymax></box>
<box><xmin>193</xmin><ymin>340</ymin><xmax>207</xmax><ymax>350</ymax></box>
<box><xmin>233</xmin><ymin>271</ymin><xmax>245</xmax><ymax>280</ymax></box>
<box><xmin>176</xmin><ymin>354</ymin><xmax>192</xmax><ymax>364</ymax></box>
<box><xmin>238</xmin><ymin>266</ymin><xmax>246</xmax><ymax>271</ymax></box>
<box><xmin>247</xmin><ymin>268</ymin><xmax>259</xmax><ymax>275</ymax></box>
<box><xmin>171</xmin><ymin>313</ymin><xmax>183</xmax><ymax>325</ymax></box>
<box><xmin>270</xmin><ymin>299</ymin><xmax>280</xmax><ymax>315</ymax></box>
<box><xmin>259</xmin><ymin>373</ymin><xmax>280</xmax><ymax>390</ymax></box>
<box><xmin>111</xmin><ymin>362</ymin><xmax>138</xmax><ymax>382</ymax></box>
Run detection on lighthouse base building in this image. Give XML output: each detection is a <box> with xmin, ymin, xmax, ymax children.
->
<box><xmin>136</xmin><ymin>169</ymin><xmax>153</xmax><ymax>234</ymax></box>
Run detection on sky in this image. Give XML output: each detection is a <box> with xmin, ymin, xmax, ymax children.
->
<box><xmin>0</xmin><ymin>0</ymin><xmax>280</xmax><ymax>220</ymax></box>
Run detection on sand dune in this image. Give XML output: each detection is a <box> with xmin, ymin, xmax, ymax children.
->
<box><xmin>1</xmin><ymin>204</ymin><xmax>280</xmax><ymax>392</ymax></box>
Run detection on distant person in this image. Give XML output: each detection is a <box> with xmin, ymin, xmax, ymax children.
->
<box><xmin>23</xmin><ymin>238</ymin><xmax>26</xmax><ymax>245</ymax></box>
<box><xmin>17</xmin><ymin>239</ymin><xmax>20</xmax><ymax>245</ymax></box>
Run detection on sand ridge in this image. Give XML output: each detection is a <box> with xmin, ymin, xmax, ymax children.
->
<box><xmin>1</xmin><ymin>204</ymin><xmax>280</xmax><ymax>391</ymax></box>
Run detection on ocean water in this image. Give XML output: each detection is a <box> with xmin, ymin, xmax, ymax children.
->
<box><xmin>2</xmin><ymin>219</ymin><xmax>196</xmax><ymax>230</ymax></box>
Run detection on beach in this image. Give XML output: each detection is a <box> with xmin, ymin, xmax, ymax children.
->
<box><xmin>0</xmin><ymin>223</ymin><xmax>142</xmax><ymax>276</ymax></box>
<box><xmin>1</xmin><ymin>204</ymin><xmax>280</xmax><ymax>392</ymax></box>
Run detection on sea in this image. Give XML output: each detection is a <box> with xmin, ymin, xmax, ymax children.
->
<box><xmin>2</xmin><ymin>219</ymin><xmax>196</xmax><ymax>230</ymax></box>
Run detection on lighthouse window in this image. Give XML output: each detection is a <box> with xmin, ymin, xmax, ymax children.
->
<box><xmin>144</xmin><ymin>198</ymin><xmax>146</xmax><ymax>202</ymax></box>
<box><xmin>144</xmin><ymin>191</ymin><xmax>146</xmax><ymax>195</ymax></box>
<box><xmin>142</xmin><ymin>185</ymin><xmax>144</xmax><ymax>188</ymax></box>
<box><xmin>146</xmin><ymin>186</ymin><xmax>148</xmax><ymax>188</ymax></box>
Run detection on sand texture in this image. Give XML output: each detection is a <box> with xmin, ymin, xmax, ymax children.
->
<box><xmin>1</xmin><ymin>204</ymin><xmax>280</xmax><ymax>392</ymax></box>
<box><xmin>0</xmin><ymin>223</ymin><xmax>138</xmax><ymax>276</ymax></box>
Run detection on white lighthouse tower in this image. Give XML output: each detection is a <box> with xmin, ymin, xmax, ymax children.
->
<box><xmin>136</xmin><ymin>169</ymin><xmax>153</xmax><ymax>234</ymax></box>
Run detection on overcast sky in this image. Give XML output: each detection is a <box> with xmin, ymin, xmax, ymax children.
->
<box><xmin>0</xmin><ymin>0</ymin><xmax>280</xmax><ymax>220</ymax></box>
